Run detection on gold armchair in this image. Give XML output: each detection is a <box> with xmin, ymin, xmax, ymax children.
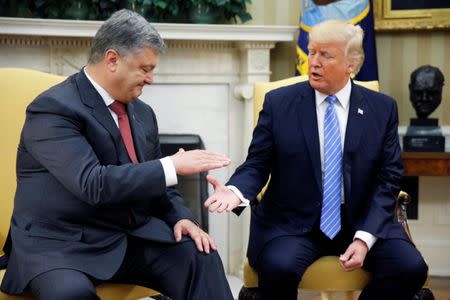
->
<box><xmin>238</xmin><ymin>76</ymin><xmax>434</xmax><ymax>300</ymax></box>
<box><xmin>0</xmin><ymin>68</ymin><xmax>159</xmax><ymax>300</ymax></box>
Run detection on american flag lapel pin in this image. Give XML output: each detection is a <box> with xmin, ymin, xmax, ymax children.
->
<box><xmin>357</xmin><ymin>108</ymin><xmax>364</xmax><ymax>115</ymax></box>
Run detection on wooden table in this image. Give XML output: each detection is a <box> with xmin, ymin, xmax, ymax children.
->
<box><xmin>402</xmin><ymin>152</ymin><xmax>450</xmax><ymax>176</ymax></box>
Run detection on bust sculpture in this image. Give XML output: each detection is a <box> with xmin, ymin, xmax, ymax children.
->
<box><xmin>404</xmin><ymin>65</ymin><xmax>445</xmax><ymax>152</ymax></box>
<box><xmin>409</xmin><ymin>65</ymin><xmax>445</xmax><ymax>119</ymax></box>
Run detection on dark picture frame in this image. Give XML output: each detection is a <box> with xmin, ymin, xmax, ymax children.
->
<box><xmin>374</xmin><ymin>0</ymin><xmax>450</xmax><ymax>31</ymax></box>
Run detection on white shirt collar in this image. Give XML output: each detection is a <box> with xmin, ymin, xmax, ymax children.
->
<box><xmin>315</xmin><ymin>78</ymin><xmax>352</xmax><ymax>109</ymax></box>
<box><xmin>83</xmin><ymin>67</ymin><xmax>115</xmax><ymax>107</ymax></box>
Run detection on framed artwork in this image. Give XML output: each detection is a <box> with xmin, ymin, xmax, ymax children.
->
<box><xmin>374</xmin><ymin>0</ymin><xmax>450</xmax><ymax>31</ymax></box>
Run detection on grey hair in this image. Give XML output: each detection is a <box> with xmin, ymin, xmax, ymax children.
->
<box><xmin>88</xmin><ymin>9</ymin><xmax>166</xmax><ymax>64</ymax></box>
<box><xmin>309</xmin><ymin>20</ymin><xmax>365</xmax><ymax>74</ymax></box>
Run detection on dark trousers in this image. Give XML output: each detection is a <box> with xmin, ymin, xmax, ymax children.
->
<box><xmin>29</xmin><ymin>237</ymin><xmax>233</xmax><ymax>300</ymax></box>
<box><xmin>254</xmin><ymin>229</ymin><xmax>428</xmax><ymax>300</ymax></box>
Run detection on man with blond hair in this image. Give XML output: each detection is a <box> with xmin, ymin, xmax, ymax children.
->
<box><xmin>205</xmin><ymin>20</ymin><xmax>427</xmax><ymax>300</ymax></box>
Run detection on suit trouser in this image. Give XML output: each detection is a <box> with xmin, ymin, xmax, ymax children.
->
<box><xmin>29</xmin><ymin>236</ymin><xmax>233</xmax><ymax>300</ymax></box>
<box><xmin>254</xmin><ymin>229</ymin><xmax>428</xmax><ymax>300</ymax></box>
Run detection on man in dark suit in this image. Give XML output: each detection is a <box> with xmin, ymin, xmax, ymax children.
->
<box><xmin>1</xmin><ymin>9</ymin><xmax>233</xmax><ymax>300</ymax></box>
<box><xmin>205</xmin><ymin>20</ymin><xmax>427</xmax><ymax>300</ymax></box>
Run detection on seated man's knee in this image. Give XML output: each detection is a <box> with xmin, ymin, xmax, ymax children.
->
<box><xmin>193</xmin><ymin>246</ymin><xmax>223</xmax><ymax>269</ymax></box>
<box><xmin>393</xmin><ymin>252</ymin><xmax>428</xmax><ymax>287</ymax></box>
<box><xmin>30</xmin><ymin>270</ymin><xmax>98</xmax><ymax>300</ymax></box>
<box><xmin>176</xmin><ymin>241</ymin><xmax>222</xmax><ymax>267</ymax></box>
<box><xmin>52</xmin><ymin>284</ymin><xmax>98</xmax><ymax>300</ymax></box>
<box><xmin>407</xmin><ymin>255</ymin><xmax>428</xmax><ymax>284</ymax></box>
<box><xmin>33</xmin><ymin>284</ymin><xmax>97</xmax><ymax>300</ymax></box>
<box><xmin>259</xmin><ymin>253</ymin><xmax>300</xmax><ymax>282</ymax></box>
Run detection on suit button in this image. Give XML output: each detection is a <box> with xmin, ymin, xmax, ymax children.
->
<box><xmin>302</xmin><ymin>228</ymin><xmax>309</xmax><ymax>233</ymax></box>
<box><xmin>316</xmin><ymin>202</ymin><xmax>321</xmax><ymax>207</ymax></box>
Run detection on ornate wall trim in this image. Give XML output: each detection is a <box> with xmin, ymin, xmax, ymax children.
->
<box><xmin>166</xmin><ymin>40</ymin><xmax>235</xmax><ymax>50</ymax></box>
<box><xmin>0</xmin><ymin>35</ymin><xmax>91</xmax><ymax>47</ymax></box>
<box><xmin>0</xmin><ymin>17</ymin><xmax>297</xmax><ymax>41</ymax></box>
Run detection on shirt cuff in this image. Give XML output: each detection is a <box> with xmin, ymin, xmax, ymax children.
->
<box><xmin>227</xmin><ymin>185</ymin><xmax>250</xmax><ymax>207</ymax></box>
<box><xmin>354</xmin><ymin>230</ymin><xmax>377</xmax><ymax>250</ymax></box>
<box><xmin>160</xmin><ymin>157</ymin><xmax>178</xmax><ymax>187</ymax></box>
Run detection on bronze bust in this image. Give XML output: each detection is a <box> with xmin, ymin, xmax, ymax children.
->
<box><xmin>409</xmin><ymin>65</ymin><xmax>445</xmax><ymax>119</ymax></box>
<box><xmin>404</xmin><ymin>65</ymin><xmax>445</xmax><ymax>151</ymax></box>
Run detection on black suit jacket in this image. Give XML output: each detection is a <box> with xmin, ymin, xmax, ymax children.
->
<box><xmin>1</xmin><ymin>70</ymin><xmax>194</xmax><ymax>294</ymax></box>
<box><xmin>228</xmin><ymin>81</ymin><xmax>407</xmax><ymax>267</ymax></box>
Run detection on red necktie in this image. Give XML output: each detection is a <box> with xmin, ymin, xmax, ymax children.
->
<box><xmin>108</xmin><ymin>101</ymin><xmax>139</xmax><ymax>163</ymax></box>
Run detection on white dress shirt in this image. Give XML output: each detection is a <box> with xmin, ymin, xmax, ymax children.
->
<box><xmin>84</xmin><ymin>68</ymin><xmax>177</xmax><ymax>187</ymax></box>
<box><xmin>230</xmin><ymin>79</ymin><xmax>377</xmax><ymax>250</ymax></box>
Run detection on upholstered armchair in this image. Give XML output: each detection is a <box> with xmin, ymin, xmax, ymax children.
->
<box><xmin>0</xmin><ymin>68</ymin><xmax>160</xmax><ymax>300</ymax></box>
<box><xmin>238</xmin><ymin>76</ymin><xmax>434</xmax><ymax>300</ymax></box>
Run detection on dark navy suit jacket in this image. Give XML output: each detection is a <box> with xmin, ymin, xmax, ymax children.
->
<box><xmin>228</xmin><ymin>81</ymin><xmax>407</xmax><ymax>267</ymax></box>
<box><xmin>1</xmin><ymin>70</ymin><xmax>194</xmax><ymax>294</ymax></box>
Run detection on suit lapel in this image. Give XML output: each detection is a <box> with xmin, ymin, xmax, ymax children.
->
<box><xmin>75</xmin><ymin>70</ymin><xmax>130</xmax><ymax>164</ymax></box>
<box><xmin>343</xmin><ymin>82</ymin><xmax>366</xmax><ymax>200</ymax></box>
<box><xmin>344</xmin><ymin>82</ymin><xmax>366</xmax><ymax>154</ymax></box>
<box><xmin>298</xmin><ymin>84</ymin><xmax>322</xmax><ymax>190</ymax></box>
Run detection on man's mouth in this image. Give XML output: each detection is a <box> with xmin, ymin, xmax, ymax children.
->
<box><xmin>310</xmin><ymin>71</ymin><xmax>322</xmax><ymax>80</ymax></box>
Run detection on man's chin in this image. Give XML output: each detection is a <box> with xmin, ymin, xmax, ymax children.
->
<box><xmin>133</xmin><ymin>88</ymin><xmax>144</xmax><ymax>98</ymax></box>
<box><xmin>122</xmin><ymin>93</ymin><xmax>141</xmax><ymax>103</ymax></box>
<box><xmin>309</xmin><ymin>79</ymin><xmax>321</xmax><ymax>90</ymax></box>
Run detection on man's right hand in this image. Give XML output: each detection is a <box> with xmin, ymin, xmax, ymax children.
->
<box><xmin>170</xmin><ymin>148</ymin><xmax>231</xmax><ymax>176</ymax></box>
<box><xmin>339</xmin><ymin>239</ymin><xmax>368</xmax><ymax>272</ymax></box>
<box><xmin>204</xmin><ymin>175</ymin><xmax>241</xmax><ymax>213</ymax></box>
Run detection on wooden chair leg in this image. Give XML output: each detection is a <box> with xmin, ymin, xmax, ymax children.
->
<box><xmin>238</xmin><ymin>286</ymin><xmax>263</xmax><ymax>300</ymax></box>
<box><xmin>153</xmin><ymin>295</ymin><xmax>172</xmax><ymax>300</ymax></box>
<box><xmin>320</xmin><ymin>291</ymin><xmax>332</xmax><ymax>300</ymax></box>
<box><xmin>344</xmin><ymin>291</ymin><xmax>355</xmax><ymax>300</ymax></box>
<box><xmin>413</xmin><ymin>288</ymin><xmax>435</xmax><ymax>300</ymax></box>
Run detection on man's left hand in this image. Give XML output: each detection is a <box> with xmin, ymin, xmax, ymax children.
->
<box><xmin>174</xmin><ymin>219</ymin><xmax>217</xmax><ymax>254</ymax></box>
<box><xmin>339</xmin><ymin>239</ymin><xmax>368</xmax><ymax>272</ymax></box>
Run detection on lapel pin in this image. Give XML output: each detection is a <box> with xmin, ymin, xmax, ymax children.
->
<box><xmin>357</xmin><ymin>108</ymin><xmax>364</xmax><ymax>115</ymax></box>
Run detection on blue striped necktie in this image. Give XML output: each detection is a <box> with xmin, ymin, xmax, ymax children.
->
<box><xmin>320</xmin><ymin>95</ymin><xmax>342</xmax><ymax>239</ymax></box>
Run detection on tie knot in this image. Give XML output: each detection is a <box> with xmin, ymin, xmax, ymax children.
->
<box><xmin>326</xmin><ymin>95</ymin><xmax>338</xmax><ymax>105</ymax></box>
<box><xmin>109</xmin><ymin>101</ymin><xmax>127</xmax><ymax>115</ymax></box>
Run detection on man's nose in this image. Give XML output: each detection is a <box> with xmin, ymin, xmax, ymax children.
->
<box><xmin>144</xmin><ymin>72</ymin><xmax>153</xmax><ymax>84</ymax></box>
<box><xmin>309</xmin><ymin>55</ymin><xmax>320</xmax><ymax>67</ymax></box>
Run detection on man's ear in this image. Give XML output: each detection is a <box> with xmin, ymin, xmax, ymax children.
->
<box><xmin>104</xmin><ymin>49</ymin><xmax>120</xmax><ymax>72</ymax></box>
<box><xmin>347</xmin><ymin>62</ymin><xmax>356</xmax><ymax>74</ymax></box>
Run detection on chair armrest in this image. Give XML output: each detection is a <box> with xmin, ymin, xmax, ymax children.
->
<box><xmin>0</xmin><ymin>230</ymin><xmax>11</xmax><ymax>269</ymax></box>
<box><xmin>396</xmin><ymin>191</ymin><xmax>414</xmax><ymax>243</ymax></box>
<box><xmin>0</xmin><ymin>254</ymin><xmax>7</xmax><ymax>269</ymax></box>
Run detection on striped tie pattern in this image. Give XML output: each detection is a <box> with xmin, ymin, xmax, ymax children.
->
<box><xmin>320</xmin><ymin>95</ymin><xmax>342</xmax><ymax>239</ymax></box>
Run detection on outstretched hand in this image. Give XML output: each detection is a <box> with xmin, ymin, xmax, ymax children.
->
<box><xmin>173</xmin><ymin>219</ymin><xmax>217</xmax><ymax>254</ymax></box>
<box><xmin>204</xmin><ymin>175</ymin><xmax>241</xmax><ymax>213</ymax></box>
<box><xmin>170</xmin><ymin>148</ymin><xmax>230</xmax><ymax>176</ymax></box>
<box><xmin>339</xmin><ymin>239</ymin><xmax>368</xmax><ymax>272</ymax></box>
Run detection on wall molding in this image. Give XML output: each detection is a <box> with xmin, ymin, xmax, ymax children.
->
<box><xmin>0</xmin><ymin>17</ymin><xmax>296</xmax><ymax>42</ymax></box>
